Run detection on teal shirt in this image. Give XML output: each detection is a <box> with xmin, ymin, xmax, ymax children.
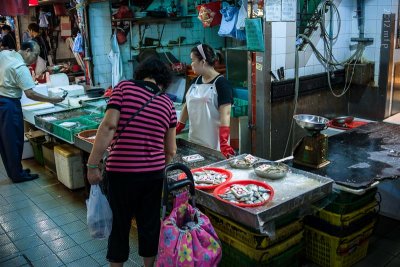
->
<box><xmin>0</xmin><ymin>50</ymin><xmax>35</xmax><ymax>98</ymax></box>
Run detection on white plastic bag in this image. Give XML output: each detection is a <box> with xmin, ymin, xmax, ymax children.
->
<box><xmin>236</xmin><ymin>1</ymin><xmax>248</xmax><ymax>30</ymax></box>
<box><xmin>86</xmin><ymin>184</ymin><xmax>113</xmax><ymax>239</ymax></box>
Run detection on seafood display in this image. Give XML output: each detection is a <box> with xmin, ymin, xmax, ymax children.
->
<box><xmin>182</xmin><ymin>154</ymin><xmax>205</xmax><ymax>163</ymax></box>
<box><xmin>214</xmin><ymin>180</ymin><xmax>274</xmax><ymax>207</ymax></box>
<box><xmin>193</xmin><ymin>170</ymin><xmax>227</xmax><ymax>186</ymax></box>
<box><xmin>38</xmin><ymin>115</ymin><xmax>58</xmax><ymax>122</ymax></box>
<box><xmin>59</xmin><ymin>122</ymin><xmax>79</xmax><ymax>128</ymax></box>
<box><xmin>253</xmin><ymin>161</ymin><xmax>289</xmax><ymax>179</ymax></box>
<box><xmin>178</xmin><ymin>167</ymin><xmax>232</xmax><ymax>190</ymax></box>
<box><xmin>229</xmin><ymin>154</ymin><xmax>258</xmax><ymax>169</ymax></box>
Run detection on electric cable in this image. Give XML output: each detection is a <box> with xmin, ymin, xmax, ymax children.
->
<box><xmin>283</xmin><ymin>0</ymin><xmax>365</xmax><ymax>157</ymax></box>
<box><xmin>283</xmin><ymin>45</ymin><xmax>300</xmax><ymax>158</ymax></box>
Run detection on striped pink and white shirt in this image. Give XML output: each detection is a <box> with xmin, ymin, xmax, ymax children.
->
<box><xmin>105</xmin><ymin>80</ymin><xmax>177</xmax><ymax>173</ymax></box>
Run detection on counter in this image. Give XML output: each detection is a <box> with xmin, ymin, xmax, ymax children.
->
<box><xmin>194</xmin><ymin>156</ymin><xmax>332</xmax><ymax>234</ymax></box>
<box><xmin>286</xmin><ymin>122</ymin><xmax>400</xmax><ymax>190</ymax></box>
<box><xmin>75</xmin><ymin>135</ymin><xmax>332</xmax><ymax>234</ymax></box>
<box><xmin>27</xmin><ymin>104</ymin><xmax>333</xmax><ymax>234</ymax></box>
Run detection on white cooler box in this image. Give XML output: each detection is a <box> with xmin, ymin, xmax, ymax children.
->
<box><xmin>54</xmin><ymin>144</ymin><xmax>85</xmax><ymax>189</ymax></box>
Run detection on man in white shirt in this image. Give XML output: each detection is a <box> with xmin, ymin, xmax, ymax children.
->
<box><xmin>0</xmin><ymin>40</ymin><xmax>65</xmax><ymax>183</ymax></box>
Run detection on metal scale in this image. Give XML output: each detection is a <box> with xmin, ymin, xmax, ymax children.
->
<box><xmin>293</xmin><ymin>114</ymin><xmax>330</xmax><ymax>168</ymax></box>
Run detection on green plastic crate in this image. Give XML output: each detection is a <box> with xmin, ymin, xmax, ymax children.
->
<box><xmin>231</xmin><ymin>98</ymin><xmax>248</xmax><ymax>117</ymax></box>
<box><xmin>81</xmin><ymin>114</ymin><xmax>104</xmax><ymax>128</ymax></box>
<box><xmin>315</xmin><ymin>188</ymin><xmax>378</xmax><ymax>214</ymax></box>
<box><xmin>331</xmin><ymin>188</ymin><xmax>376</xmax><ymax>203</ymax></box>
<box><xmin>325</xmin><ymin>188</ymin><xmax>378</xmax><ymax>214</ymax></box>
<box><xmin>35</xmin><ymin>108</ymin><xmax>93</xmax><ymax>133</ymax></box>
<box><xmin>29</xmin><ymin>136</ymin><xmax>46</xmax><ymax>166</ymax></box>
<box><xmin>52</xmin><ymin>117</ymin><xmax>98</xmax><ymax>142</ymax></box>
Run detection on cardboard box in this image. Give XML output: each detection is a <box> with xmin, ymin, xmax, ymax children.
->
<box><xmin>24</xmin><ymin>121</ymin><xmax>37</xmax><ymax>133</ymax></box>
<box><xmin>25</xmin><ymin>130</ymin><xmax>47</xmax><ymax>140</ymax></box>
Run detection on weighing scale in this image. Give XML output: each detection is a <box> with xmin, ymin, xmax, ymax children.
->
<box><xmin>293</xmin><ymin>114</ymin><xmax>330</xmax><ymax>168</ymax></box>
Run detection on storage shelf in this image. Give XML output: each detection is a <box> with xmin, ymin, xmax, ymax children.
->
<box><xmin>112</xmin><ymin>15</ymin><xmax>195</xmax><ymax>25</ymax></box>
<box><xmin>131</xmin><ymin>42</ymin><xmax>200</xmax><ymax>50</ymax></box>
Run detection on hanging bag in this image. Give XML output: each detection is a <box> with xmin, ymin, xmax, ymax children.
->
<box><xmin>156</xmin><ymin>163</ymin><xmax>222</xmax><ymax>267</ymax></box>
<box><xmin>86</xmin><ymin>184</ymin><xmax>113</xmax><ymax>239</ymax></box>
<box><xmin>236</xmin><ymin>0</ymin><xmax>248</xmax><ymax>30</ymax></box>
<box><xmin>196</xmin><ymin>1</ymin><xmax>222</xmax><ymax>28</ymax></box>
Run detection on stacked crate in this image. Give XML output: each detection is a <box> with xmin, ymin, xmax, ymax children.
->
<box><xmin>202</xmin><ymin>208</ymin><xmax>304</xmax><ymax>267</ymax></box>
<box><xmin>25</xmin><ymin>130</ymin><xmax>47</xmax><ymax>166</ymax></box>
<box><xmin>304</xmin><ymin>188</ymin><xmax>378</xmax><ymax>267</ymax></box>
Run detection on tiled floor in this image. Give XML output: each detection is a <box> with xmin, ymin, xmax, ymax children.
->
<box><xmin>1</xmin><ymin>158</ymin><xmax>400</xmax><ymax>267</ymax></box>
<box><xmin>353</xmin><ymin>215</ymin><xmax>400</xmax><ymax>267</ymax></box>
<box><xmin>0</xmin><ymin>159</ymin><xmax>142</xmax><ymax>267</ymax></box>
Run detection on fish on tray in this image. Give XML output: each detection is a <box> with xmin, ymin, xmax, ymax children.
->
<box><xmin>229</xmin><ymin>154</ymin><xmax>258</xmax><ymax>169</ymax></box>
<box><xmin>193</xmin><ymin>170</ymin><xmax>227</xmax><ymax>186</ymax></box>
<box><xmin>218</xmin><ymin>184</ymin><xmax>271</xmax><ymax>204</ymax></box>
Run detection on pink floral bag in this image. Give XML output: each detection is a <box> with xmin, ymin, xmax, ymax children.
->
<box><xmin>156</xmin><ymin>163</ymin><xmax>222</xmax><ymax>267</ymax></box>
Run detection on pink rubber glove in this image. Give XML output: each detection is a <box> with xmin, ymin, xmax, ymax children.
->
<box><xmin>219</xmin><ymin>126</ymin><xmax>235</xmax><ymax>158</ymax></box>
<box><xmin>176</xmin><ymin>121</ymin><xmax>186</xmax><ymax>135</ymax></box>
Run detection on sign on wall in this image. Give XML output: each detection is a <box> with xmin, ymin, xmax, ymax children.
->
<box><xmin>265</xmin><ymin>0</ymin><xmax>296</xmax><ymax>22</ymax></box>
<box><xmin>245</xmin><ymin>18</ymin><xmax>265</xmax><ymax>52</ymax></box>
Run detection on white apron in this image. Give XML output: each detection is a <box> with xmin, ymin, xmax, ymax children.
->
<box><xmin>186</xmin><ymin>76</ymin><xmax>222</xmax><ymax>150</ymax></box>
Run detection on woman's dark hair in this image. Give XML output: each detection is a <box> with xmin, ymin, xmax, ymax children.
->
<box><xmin>191</xmin><ymin>44</ymin><xmax>216</xmax><ymax>66</ymax></box>
<box><xmin>1</xmin><ymin>25</ymin><xmax>11</xmax><ymax>32</ymax></box>
<box><xmin>134</xmin><ymin>57</ymin><xmax>172</xmax><ymax>90</ymax></box>
<box><xmin>28</xmin><ymin>23</ymin><xmax>40</xmax><ymax>33</ymax></box>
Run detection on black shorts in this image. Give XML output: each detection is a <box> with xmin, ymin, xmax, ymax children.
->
<box><xmin>106</xmin><ymin>171</ymin><xmax>163</xmax><ymax>262</ymax></box>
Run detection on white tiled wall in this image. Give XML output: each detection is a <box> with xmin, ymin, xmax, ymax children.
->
<box><xmin>126</xmin><ymin>18</ymin><xmax>223</xmax><ymax>65</ymax></box>
<box><xmin>89</xmin><ymin>2</ymin><xmax>225</xmax><ymax>88</ymax></box>
<box><xmin>89</xmin><ymin>2</ymin><xmax>112</xmax><ymax>88</ymax></box>
<box><xmin>271</xmin><ymin>0</ymin><xmax>400</xmax><ymax>84</ymax></box>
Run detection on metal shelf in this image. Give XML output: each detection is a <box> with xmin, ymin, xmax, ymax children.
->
<box><xmin>111</xmin><ymin>15</ymin><xmax>195</xmax><ymax>25</ymax></box>
<box><xmin>131</xmin><ymin>42</ymin><xmax>199</xmax><ymax>50</ymax></box>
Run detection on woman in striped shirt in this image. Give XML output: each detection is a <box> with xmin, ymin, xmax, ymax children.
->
<box><xmin>87</xmin><ymin>57</ymin><xmax>177</xmax><ymax>267</ymax></box>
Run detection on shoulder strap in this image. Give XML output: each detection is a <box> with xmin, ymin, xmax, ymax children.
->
<box><xmin>212</xmin><ymin>75</ymin><xmax>223</xmax><ymax>86</ymax></box>
<box><xmin>195</xmin><ymin>76</ymin><xmax>201</xmax><ymax>84</ymax></box>
<box><xmin>110</xmin><ymin>91</ymin><xmax>161</xmax><ymax>150</ymax></box>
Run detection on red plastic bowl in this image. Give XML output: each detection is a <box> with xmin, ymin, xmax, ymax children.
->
<box><xmin>178</xmin><ymin>167</ymin><xmax>233</xmax><ymax>190</ymax></box>
<box><xmin>213</xmin><ymin>180</ymin><xmax>274</xmax><ymax>208</ymax></box>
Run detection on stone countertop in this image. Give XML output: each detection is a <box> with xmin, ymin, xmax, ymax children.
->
<box><xmin>286</xmin><ymin>122</ymin><xmax>400</xmax><ymax>189</ymax></box>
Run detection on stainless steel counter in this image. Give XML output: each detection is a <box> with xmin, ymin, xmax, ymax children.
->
<box><xmin>192</xmin><ymin>155</ymin><xmax>333</xmax><ymax>234</ymax></box>
<box><xmin>23</xmin><ymin>104</ymin><xmax>70</xmax><ymax>125</ymax></box>
<box><xmin>61</xmin><ymin>135</ymin><xmax>334</xmax><ymax>235</ymax></box>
